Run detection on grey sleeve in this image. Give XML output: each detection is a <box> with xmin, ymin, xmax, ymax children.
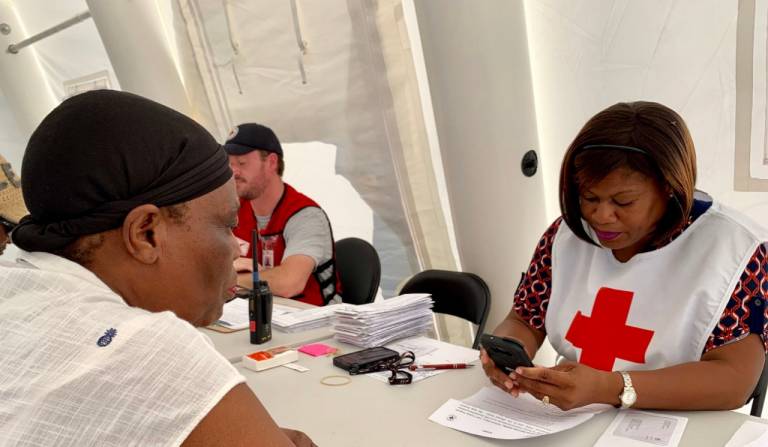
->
<box><xmin>282</xmin><ymin>207</ymin><xmax>333</xmax><ymax>270</ymax></box>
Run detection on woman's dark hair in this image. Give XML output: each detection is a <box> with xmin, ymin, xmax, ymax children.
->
<box><xmin>559</xmin><ymin>101</ymin><xmax>697</xmax><ymax>247</ymax></box>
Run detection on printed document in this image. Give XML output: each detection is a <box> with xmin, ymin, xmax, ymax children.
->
<box><xmin>725</xmin><ymin>420</ymin><xmax>768</xmax><ymax>447</ymax></box>
<box><xmin>273</xmin><ymin>303</ymin><xmax>340</xmax><ymax>332</ymax></box>
<box><xmin>213</xmin><ymin>301</ymin><xmax>305</xmax><ymax>332</ymax></box>
<box><xmin>429</xmin><ymin>386</ymin><xmax>608</xmax><ymax>439</ymax></box>
<box><xmin>214</xmin><ymin>298</ymin><xmax>250</xmax><ymax>330</ymax></box>
<box><xmin>594</xmin><ymin>410</ymin><xmax>687</xmax><ymax>447</ymax></box>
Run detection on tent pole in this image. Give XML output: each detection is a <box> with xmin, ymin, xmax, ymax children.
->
<box><xmin>6</xmin><ymin>11</ymin><xmax>92</xmax><ymax>54</ymax></box>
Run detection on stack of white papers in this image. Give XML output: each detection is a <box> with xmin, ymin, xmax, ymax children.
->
<box><xmin>272</xmin><ymin>303</ymin><xmax>341</xmax><ymax>332</ymax></box>
<box><xmin>333</xmin><ymin>293</ymin><xmax>434</xmax><ymax>347</ymax></box>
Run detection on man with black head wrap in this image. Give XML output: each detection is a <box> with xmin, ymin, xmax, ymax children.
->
<box><xmin>0</xmin><ymin>90</ymin><xmax>314</xmax><ymax>447</ymax></box>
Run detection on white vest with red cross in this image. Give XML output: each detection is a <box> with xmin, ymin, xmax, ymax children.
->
<box><xmin>545</xmin><ymin>202</ymin><xmax>768</xmax><ymax>372</ymax></box>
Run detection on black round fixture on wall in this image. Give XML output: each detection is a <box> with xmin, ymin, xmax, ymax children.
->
<box><xmin>521</xmin><ymin>150</ymin><xmax>538</xmax><ymax>177</ymax></box>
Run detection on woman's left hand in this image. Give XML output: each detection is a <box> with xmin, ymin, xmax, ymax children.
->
<box><xmin>512</xmin><ymin>361</ymin><xmax>619</xmax><ymax>411</ymax></box>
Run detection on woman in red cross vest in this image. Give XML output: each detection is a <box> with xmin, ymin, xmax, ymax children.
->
<box><xmin>482</xmin><ymin>101</ymin><xmax>768</xmax><ymax>412</ymax></box>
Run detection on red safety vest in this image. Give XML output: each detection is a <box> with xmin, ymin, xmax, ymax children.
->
<box><xmin>234</xmin><ymin>183</ymin><xmax>341</xmax><ymax>306</ymax></box>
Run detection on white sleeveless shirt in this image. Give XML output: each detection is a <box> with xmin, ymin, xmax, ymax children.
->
<box><xmin>545</xmin><ymin>202</ymin><xmax>768</xmax><ymax>371</ymax></box>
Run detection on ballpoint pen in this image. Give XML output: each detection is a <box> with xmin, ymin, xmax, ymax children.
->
<box><xmin>408</xmin><ymin>363</ymin><xmax>475</xmax><ymax>371</ymax></box>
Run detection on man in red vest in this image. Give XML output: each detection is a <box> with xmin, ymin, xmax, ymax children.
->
<box><xmin>225</xmin><ymin>123</ymin><xmax>341</xmax><ymax>306</ymax></box>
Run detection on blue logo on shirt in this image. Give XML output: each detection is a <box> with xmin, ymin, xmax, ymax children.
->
<box><xmin>97</xmin><ymin>328</ymin><xmax>117</xmax><ymax>347</ymax></box>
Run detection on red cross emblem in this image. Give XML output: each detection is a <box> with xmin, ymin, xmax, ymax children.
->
<box><xmin>565</xmin><ymin>287</ymin><xmax>654</xmax><ymax>371</ymax></box>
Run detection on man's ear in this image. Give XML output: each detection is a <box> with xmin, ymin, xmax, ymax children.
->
<box><xmin>121</xmin><ymin>204</ymin><xmax>165</xmax><ymax>264</ymax></box>
<box><xmin>268</xmin><ymin>152</ymin><xmax>279</xmax><ymax>173</ymax></box>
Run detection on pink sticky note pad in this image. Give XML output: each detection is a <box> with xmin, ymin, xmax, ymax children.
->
<box><xmin>298</xmin><ymin>343</ymin><xmax>337</xmax><ymax>357</ymax></box>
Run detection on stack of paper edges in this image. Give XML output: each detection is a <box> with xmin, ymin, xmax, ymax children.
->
<box><xmin>272</xmin><ymin>304</ymin><xmax>338</xmax><ymax>332</ymax></box>
<box><xmin>333</xmin><ymin>293</ymin><xmax>434</xmax><ymax>347</ymax></box>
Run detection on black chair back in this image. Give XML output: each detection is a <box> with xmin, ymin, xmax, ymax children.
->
<box><xmin>335</xmin><ymin>237</ymin><xmax>380</xmax><ymax>305</ymax></box>
<box><xmin>399</xmin><ymin>269</ymin><xmax>491</xmax><ymax>349</ymax></box>
<box><xmin>750</xmin><ymin>354</ymin><xmax>768</xmax><ymax>417</ymax></box>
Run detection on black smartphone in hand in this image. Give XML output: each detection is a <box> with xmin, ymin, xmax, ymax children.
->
<box><xmin>480</xmin><ymin>334</ymin><xmax>533</xmax><ymax>374</ymax></box>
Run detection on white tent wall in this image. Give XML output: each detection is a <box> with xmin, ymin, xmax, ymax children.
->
<box><xmin>280</xmin><ymin>141</ymin><xmax>374</xmax><ymax>243</ymax></box>
<box><xmin>0</xmin><ymin>94</ymin><xmax>25</xmax><ymax>169</ymax></box>
<box><xmin>0</xmin><ymin>0</ymin><xmax>189</xmax><ymax>155</ymax></box>
<box><xmin>525</xmin><ymin>0</ymin><xmax>768</xmax><ymax>226</ymax></box>
<box><xmin>413</xmin><ymin>1</ymin><xmax>549</xmax><ymax>341</ymax></box>
<box><xmin>85</xmin><ymin>0</ymin><xmax>191</xmax><ymax>115</ymax></box>
<box><xmin>0</xmin><ymin>0</ymin><xmax>116</xmax><ymax>163</ymax></box>
<box><xmin>0</xmin><ymin>0</ymin><xmax>58</xmax><ymax>165</ymax></box>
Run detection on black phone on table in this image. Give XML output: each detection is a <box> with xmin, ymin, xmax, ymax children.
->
<box><xmin>480</xmin><ymin>334</ymin><xmax>533</xmax><ymax>374</ymax></box>
<box><xmin>332</xmin><ymin>346</ymin><xmax>400</xmax><ymax>375</ymax></box>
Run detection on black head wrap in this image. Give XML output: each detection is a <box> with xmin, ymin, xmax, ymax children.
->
<box><xmin>13</xmin><ymin>90</ymin><xmax>232</xmax><ymax>252</ymax></box>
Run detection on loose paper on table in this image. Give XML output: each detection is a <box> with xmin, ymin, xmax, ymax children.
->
<box><xmin>211</xmin><ymin>300</ymin><xmax>310</xmax><ymax>333</ymax></box>
<box><xmin>429</xmin><ymin>386</ymin><xmax>609</xmax><ymax>440</ymax></box>
<box><xmin>725</xmin><ymin>420</ymin><xmax>768</xmax><ymax>447</ymax></box>
<box><xmin>212</xmin><ymin>298</ymin><xmax>250</xmax><ymax>331</ymax></box>
<box><xmin>593</xmin><ymin>410</ymin><xmax>687</xmax><ymax>447</ymax></box>
<box><xmin>272</xmin><ymin>303</ymin><xmax>338</xmax><ymax>332</ymax></box>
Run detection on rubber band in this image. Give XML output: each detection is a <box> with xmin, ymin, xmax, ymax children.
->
<box><xmin>320</xmin><ymin>375</ymin><xmax>351</xmax><ymax>386</ymax></box>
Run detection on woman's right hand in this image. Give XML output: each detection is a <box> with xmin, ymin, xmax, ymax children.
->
<box><xmin>480</xmin><ymin>348</ymin><xmax>523</xmax><ymax>397</ymax></box>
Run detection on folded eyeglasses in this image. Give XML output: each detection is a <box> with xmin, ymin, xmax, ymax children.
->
<box><xmin>357</xmin><ymin>350</ymin><xmax>416</xmax><ymax>385</ymax></box>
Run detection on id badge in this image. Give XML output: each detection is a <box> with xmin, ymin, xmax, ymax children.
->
<box><xmin>262</xmin><ymin>249</ymin><xmax>274</xmax><ymax>268</ymax></box>
<box><xmin>261</xmin><ymin>235</ymin><xmax>277</xmax><ymax>268</ymax></box>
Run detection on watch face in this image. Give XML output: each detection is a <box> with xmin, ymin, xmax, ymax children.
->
<box><xmin>622</xmin><ymin>388</ymin><xmax>637</xmax><ymax>406</ymax></box>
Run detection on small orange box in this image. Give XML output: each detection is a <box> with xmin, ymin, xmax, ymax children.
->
<box><xmin>242</xmin><ymin>349</ymin><xmax>298</xmax><ymax>372</ymax></box>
